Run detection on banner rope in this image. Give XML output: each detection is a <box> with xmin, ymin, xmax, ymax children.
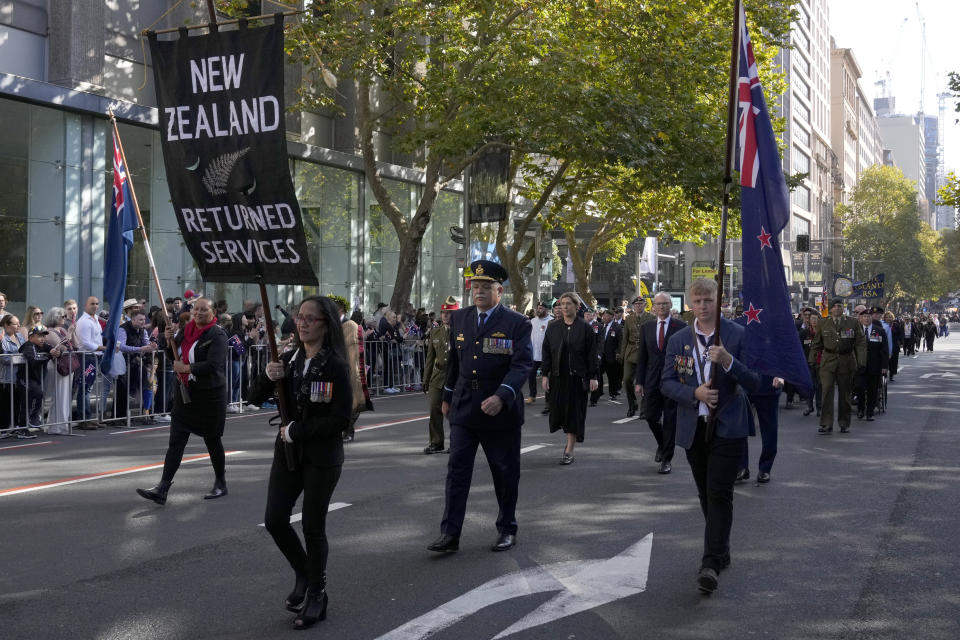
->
<box><xmin>137</xmin><ymin>0</ymin><xmax>188</xmax><ymax>91</ymax></box>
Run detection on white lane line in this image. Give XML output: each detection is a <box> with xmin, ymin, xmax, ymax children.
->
<box><xmin>0</xmin><ymin>440</ymin><xmax>57</xmax><ymax>451</ymax></box>
<box><xmin>258</xmin><ymin>502</ymin><xmax>352</xmax><ymax>527</ymax></box>
<box><xmin>357</xmin><ymin>416</ymin><xmax>429</xmax><ymax>432</ymax></box>
<box><xmin>0</xmin><ymin>451</ymin><xmax>244</xmax><ymax>497</ymax></box>
<box><xmin>520</xmin><ymin>444</ymin><xmax>552</xmax><ymax>454</ymax></box>
<box><xmin>109</xmin><ymin>425</ymin><xmax>169</xmax><ymax>435</ymax></box>
<box><xmin>612</xmin><ymin>416</ymin><xmax>641</xmax><ymax>424</ymax></box>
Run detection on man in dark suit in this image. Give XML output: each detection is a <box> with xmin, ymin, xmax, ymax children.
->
<box><xmin>660</xmin><ymin>278</ymin><xmax>761</xmax><ymax>595</ymax></box>
<box><xmin>855</xmin><ymin>307</ymin><xmax>888</xmax><ymax>421</ymax></box>
<box><xmin>635</xmin><ymin>292</ymin><xmax>686</xmax><ymax>474</ymax></box>
<box><xmin>427</xmin><ymin>260</ymin><xmax>532</xmax><ymax>554</ymax></box>
<box><xmin>591</xmin><ymin>309</ymin><xmax>621</xmax><ymax>404</ymax></box>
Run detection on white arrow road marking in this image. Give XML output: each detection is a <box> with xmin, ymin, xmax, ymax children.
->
<box><xmin>257</xmin><ymin>502</ymin><xmax>351</xmax><ymax>527</ymax></box>
<box><xmin>612</xmin><ymin>416</ymin><xmax>641</xmax><ymax>424</ymax></box>
<box><xmin>373</xmin><ymin>533</ymin><xmax>653</xmax><ymax>640</ymax></box>
<box><xmin>920</xmin><ymin>372</ymin><xmax>957</xmax><ymax>379</ymax></box>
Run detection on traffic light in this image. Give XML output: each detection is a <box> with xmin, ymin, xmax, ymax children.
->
<box><xmin>796</xmin><ymin>234</ymin><xmax>810</xmax><ymax>252</ymax></box>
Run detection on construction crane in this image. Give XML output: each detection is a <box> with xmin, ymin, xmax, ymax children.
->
<box><xmin>916</xmin><ymin>2</ymin><xmax>926</xmax><ymax>114</ymax></box>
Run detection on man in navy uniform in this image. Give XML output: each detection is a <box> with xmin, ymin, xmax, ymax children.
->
<box><xmin>428</xmin><ymin>260</ymin><xmax>533</xmax><ymax>553</ymax></box>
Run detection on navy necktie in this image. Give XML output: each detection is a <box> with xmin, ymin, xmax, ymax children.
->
<box><xmin>478</xmin><ymin>311</ymin><xmax>487</xmax><ymax>331</ymax></box>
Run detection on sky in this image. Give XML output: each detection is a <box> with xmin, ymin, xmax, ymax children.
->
<box><xmin>828</xmin><ymin>0</ymin><xmax>960</xmax><ymax>173</ymax></box>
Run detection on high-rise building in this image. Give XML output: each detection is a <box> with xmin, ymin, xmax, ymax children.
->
<box><xmin>877</xmin><ymin>115</ymin><xmax>930</xmax><ymax>225</ymax></box>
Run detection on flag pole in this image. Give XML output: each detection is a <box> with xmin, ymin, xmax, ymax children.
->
<box><xmin>707</xmin><ymin>0</ymin><xmax>743</xmax><ymax>433</ymax></box>
<box><xmin>108</xmin><ymin>108</ymin><xmax>189</xmax><ymax>402</ymax></box>
<box><xmin>257</xmin><ymin>277</ymin><xmax>298</xmax><ymax>471</ymax></box>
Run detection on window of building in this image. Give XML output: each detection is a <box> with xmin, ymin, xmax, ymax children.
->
<box><xmin>793</xmin><ymin>149</ymin><xmax>810</xmax><ymax>176</ymax></box>
<box><xmin>793</xmin><ymin>121</ymin><xmax>810</xmax><ymax>147</ymax></box>
<box><xmin>793</xmin><ymin>51</ymin><xmax>810</xmax><ymax>78</ymax></box>
<box><xmin>791</xmin><ymin>185</ymin><xmax>810</xmax><ymax>212</ymax></box>
<box><xmin>793</xmin><ymin>94</ymin><xmax>810</xmax><ymax>123</ymax></box>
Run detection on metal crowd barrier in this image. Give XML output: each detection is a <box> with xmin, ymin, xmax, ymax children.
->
<box><xmin>1</xmin><ymin>338</ymin><xmax>428</xmax><ymax>439</ymax></box>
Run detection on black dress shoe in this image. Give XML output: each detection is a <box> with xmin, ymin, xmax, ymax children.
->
<box><xmin>840</xmin><ymin>425</ymin><xmax>850</xmax><ymax>433</ymax></box>
<box><xmin>735</xmin><ymin>469</ymin><xmax>750</xmax><ymax>483</ymax></box>
<box><xmin>540</xmin><ymin>407</ymin><xmax>550</xmax><ymax>415</ymax></box>
<box><xmin>203</xmin><ymin>477</ymin><xmax>228</xmax><ymax>500</ymax></box>
<box><xmin>342</xmin><ymin>434</ymin><xmax>354</xmax><ymax>442</ymax></box>
<box><xmin>491</xmin><ymin>533</ymin><xmax>516</xmax><ymax>552</ymax></box>
<box><xmin>697</xmin><ymin>567</ymin><xmax>718</xmax><ymax>594</ymax></box>
<box><xmin>802</xmin><ymin>407</ymin><xmax>813</xmax><ymax>416</ymax></box>
<box><xmin>866</xmin><ymin>415</ymin><xmax>875</xmax><ymax>421</ymax></box>
<box><xmin>657</xmin><ymin>461</ymin><xmax>672</xmax><ymax>474</ymax></box>
<box><xmin>560</xmin><ymin>452</ymin><xmax>574</xmax><ymax>465</ymax></box>
<box><xmin>627</xmin><ymin>408</ymin><xmax>636</xmax><ymax>418</ymax></box>
<box><xmin>427</xmin><ymin>534</ymin><xmax>460</xmax><ymax>553</ymax></box>
<box><xmin>136</xmin><ymin>480</ymin><xmax>172</xmax><ymax>505</ymax></box>
<box><xmin>857</xmin><ymin>411</ymin><xmax>864</xmax><ymax>420</ymax></box>
<box><xmin>588</xmin><ymin>402</ymin><xmax>597</xmax><ymax>407</ymax></box>
<box><xmin>818</xmin><ymin>425</ymin><xmax>832</xmax><ymax>434</ymax></box>
<box><xmin>423</xmin><ymin>443</ymin><xmax>443</xmax><ymax>454</ymax></box>
<box><xmin>654</xmin><ymin>451</ymin><xmax>663</xmax><ymax>463</ymax></box>
<box><xmin>757</xmin><ymin>472</ymin><xmax>771</xmax><ymax>484</ymax></box>
<box><xmin>285</xmin><ymin>573</ymin><xmax>308</xmax><ymax>613</ymax></box>
<box><xmin>293</xmin><ymin>588</ymin><xmax>327</xmax><ymax>630</ymax></box>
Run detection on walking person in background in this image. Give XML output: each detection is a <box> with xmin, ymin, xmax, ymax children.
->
<box><xmin>423</xmin><ymin>297</ymin><xmax>457</xmax><ymax>453</ymax></box>
<box><xmin>541</xmin><ymin>293</ymin><xmax>598</xmax><ymax>465</ymax></box>
<box><xmin>635</xmin><ymin>292</ymin><xmax>687</xmax><ymax>474</ymax></box>
<box><xmin>620</xmin><ymin>296</ymin><xmax>654</xmax><ymax>419</ymax></box>
<box><xmin>526</xmin><ymin>301</ymin><xmax>551</xmax><ymax>405</ymax></box>
<box><xmin>251</xmin><ymin>296</ymin><xmax>353</xmax><ymax>631</ymax></box>
<box><xmin>885</xmin><ymin>311</ymin><xmax>902</xmax><ymax>383</ymax></box>
<box><xmin>332</xmin><ymin>295</ymin><xmax>371</xmax><ymax>443</ymax></box>
<box><xmin>924</xmin><ymin>316</ymin><xmax>937</xmax><ymax>352</ymax></box>
<box><xmin>44</xmin><ymin>307</ymin><xmax>75</xmax><ymax>434</ymax></box>
<box><xmin>136</xmin><ymin>298</ymin><xmax>229</xmax><ymax>505</ymax></box>
<box><xmin>804</xmin><ymin>313</ymin><xmax>822</xmax><ymax>417</ymax></box>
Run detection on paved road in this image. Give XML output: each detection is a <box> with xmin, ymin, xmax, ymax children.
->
<box><xmin>2</xmin><ymin>335</ymin><xmax>959</xmax><ymax>639</ymax></box>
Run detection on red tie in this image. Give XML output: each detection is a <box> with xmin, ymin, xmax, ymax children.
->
<box><xmin>657</xmin><ymin>320</ymin><xmax>665</xmax><ymax>351</ymax></box>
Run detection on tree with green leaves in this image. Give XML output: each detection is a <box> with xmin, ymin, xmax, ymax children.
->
<box><xmin>837</xmin><ymin>165</ymin><xmax>948</xmax><ymax>307</ymax></box>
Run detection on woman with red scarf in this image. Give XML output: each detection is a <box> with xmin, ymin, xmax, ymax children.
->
<box><xmin>136</xmin><ymin>298</ymin><xmax>229</xmax><ymax>505</ymax></box>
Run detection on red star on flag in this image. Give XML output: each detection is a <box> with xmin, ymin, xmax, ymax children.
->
<box><xmin>756</xmin><ymin>226</ymin><xmax>773</xmax><ymax>250</ymax></box>
<box><xmin>743</xmin><ymin>303</ymin><xmax>763</xmax><ymax>324</ymax></box>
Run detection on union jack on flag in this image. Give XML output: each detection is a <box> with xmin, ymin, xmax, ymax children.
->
<box><xmin>101</xmin><ymin>128</ymin><xmax>140</xmax><ymax>376</ymax></box>
<box><xmin>732</xmin><ymin>5</ymin><xmax>812</xmax><ymax>395</ymax></box>
<box><xmin>736</xmin><ymin>9</ymin><xmax>761</xmax><ymax>188</ymax></box>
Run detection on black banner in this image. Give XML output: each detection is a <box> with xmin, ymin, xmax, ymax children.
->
<box><xmin>468</xmin><ymin>146</ymin><xmax>511</xmax><ymax>223</ymax></box>
<box><xmin>149</xmin><ymin>19</ymin><xmax>317</xmax><ymax>285</ymax></box>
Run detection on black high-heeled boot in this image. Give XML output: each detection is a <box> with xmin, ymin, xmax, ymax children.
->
<box><xmin>293</xmin><ymin>586</ymin><xmax>327</xmax><ymax>630</ymax></box>
<box><xmin>203</xmin><ymin>476</ymin><xmax>228</xmax><ymax>500</ymax></box>
<box><xmin>285</xmin><ymin>573</ymin><xmax>308</xmax><ymax>613</ymax></box>
<box><xmin>136</xmin><ymin>480</ymin><xmax>172</xmax><ymax>505</ymax></box>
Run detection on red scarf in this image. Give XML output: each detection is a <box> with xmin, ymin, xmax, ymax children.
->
<box><xmin>178</xmin><ymin>319</ymin><xmax>216</xmax><ymax>385</ymax></box>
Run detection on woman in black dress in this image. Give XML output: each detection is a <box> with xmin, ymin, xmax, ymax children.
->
<box><xmin>541</xmin><ymin>293</ymin><xmax>599</xmax><ymax>465</ymax></box>
<box><xmin>136</xmin><ymin>298</ymin><xmax>229</xmax><ymax>504</ymax></box>
<box><xmin>249</xmin><ymin>296</ymin><xmax>353</xmax><ymax>631</ymax></box>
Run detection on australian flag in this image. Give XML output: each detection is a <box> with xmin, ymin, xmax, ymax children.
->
<box><xmin>102</xmin><ymin>128</ymin><xmax>139</xmax><ymax>376</ymax></box>
<box><xmin>734</xmin><ymin>7</ymin><xmax>812</xmax><ymax>394</ymax></box>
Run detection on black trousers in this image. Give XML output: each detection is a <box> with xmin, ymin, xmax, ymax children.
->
<box><xmin>644</xmin><ymin>387</ymin><xmax>676</xmax><ymax>462</ymax></box>
<box><xmin>160</xmin><ymin>424</ymin><xmax>226</xmax><ymax>483</ymax></box>
<box><xmin>684</xmin><ymin>419</ymin><xmax>745</xmax><ymax>573</ymax></box>
<box><xmin>855</xmin><ymin>371</ymin><xmax>881</xmax><ymax>417</ymax></box>
<box><xmin>264</xmin><ymin>440</ymin><xmax>342</xmax><ymax>588</ymax></box>
<box><xmin>441</xmin><ymin>423</ymin><xmax>521</xmax><ymax>537</ymax></box>
<box><xmin>528</xmin><ymin>360</ymin><xmax>541</xmax><ymax>399</ymax></box>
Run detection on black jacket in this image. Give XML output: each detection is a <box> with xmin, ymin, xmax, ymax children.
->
<box><xmin>862</xmin><ymin>322</ymin><xmax>890</xmax><ymax>372</ymax></box>
<box><xmin>249</xmin><ymin>346</ymin><xmax>353</xmax><ymax>468</ymax></box>
<box><xmin>635</xmin><ymin>316</ymin><xmax>688</xmax><ymax>392</ymax></box>
<box><xmin>541</xmin><ymin>317</ymin><xmax>599</xmax><ymax>381</ymax></box>
<box><xmin>176</xmin><ymin>324</ymin><xmax>228</xmax><ymax>390</ymax></box>
<box><xmin>599</xmin><ymin>321</ymin><xmax>621</xmax><ymax>362</ymax></box>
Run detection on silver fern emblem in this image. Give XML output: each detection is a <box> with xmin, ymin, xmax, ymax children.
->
<box><xmin>201</xmin><ymin>148</ymin><xmax>250</xmax><ymax>196</ymax></box>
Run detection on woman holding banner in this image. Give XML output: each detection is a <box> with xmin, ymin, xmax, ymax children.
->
<box><xmin>249</xmin><ymin>295</ymin><xmax>352</xmax><ymax>631</ymax></box>
<box><xmin>136</xmin><ymin>298</ymin><xmax>229</xmax><ymax>505</ymax></box>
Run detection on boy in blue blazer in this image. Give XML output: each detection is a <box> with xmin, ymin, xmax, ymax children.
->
<box><xmin>661</xmin><ymin>278</ymin><xmax>761</xmax><ymax>595</ymax></box>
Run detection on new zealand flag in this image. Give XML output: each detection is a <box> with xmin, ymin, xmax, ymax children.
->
<box><xmin>734</xmin><ymin>7</ymin><xmax>812</xmax><ymax>394</ymax></box>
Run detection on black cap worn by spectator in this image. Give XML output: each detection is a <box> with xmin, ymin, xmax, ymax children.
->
<box><xmin>28</xmin><ymin>325</ymin><xmax>49</xmax><ymax>337</ymax></box>
<box><xmin>469</xmin><ymin>259</ymin><xmax>508</xmax><ymax>284</ymax></box>
<box><xmin>871</xmin><ymin>306</ymin><xmax>884</xmax><ymax>314</ymax></box>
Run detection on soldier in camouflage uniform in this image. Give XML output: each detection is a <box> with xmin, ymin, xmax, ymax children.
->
<box><xmin>619</xmin><ymin>296</ymin><xmax>655</xmax><ymax>418</ymax></box>
<box><xmin>808</xmin><ymin>298</ymin><xmax>866</xmax><ymax>434</ymax></box>
<box><xmin>423</xmin><ymin>296</ymin><xmax>458</xmax><ymax>453</ymax></box>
